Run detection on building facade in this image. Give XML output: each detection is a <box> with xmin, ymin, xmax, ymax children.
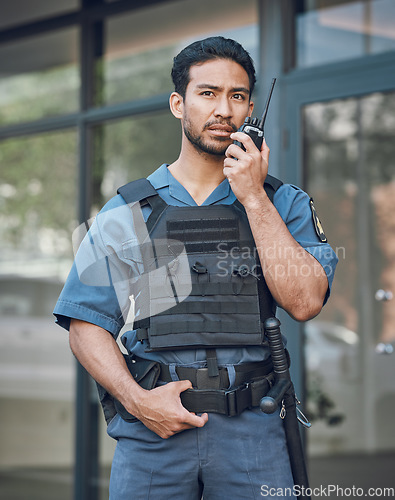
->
<box><xmin>0</xmin><ymin>1</ymin><xmax>394</xmax><ymax>498</ymax></box>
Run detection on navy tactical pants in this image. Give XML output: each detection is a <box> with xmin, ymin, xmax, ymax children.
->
<box><xmin>107</xmin><ymin>406</ymin><xmax>296</xmax><ymax>499</ymax></box>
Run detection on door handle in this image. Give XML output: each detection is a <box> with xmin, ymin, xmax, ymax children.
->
<box><xmin>375</xmin><ymin>343</ymin><xmax>394</xmax><ymax>355</ymax></box>
<box><xmin>375</xmin><ymin>289</ymin><xmax>393</xmax><ymax>302</ymax></box>
<box><xmin>374</xmin><ymin>290</ymin><xmax>393</xmax><ymax>353</ymax></box>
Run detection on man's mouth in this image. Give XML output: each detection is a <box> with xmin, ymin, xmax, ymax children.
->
<box><xmin>206</xmin><ymin>123</ymin><xmax>236</xmax><ymax>137</ymax></box>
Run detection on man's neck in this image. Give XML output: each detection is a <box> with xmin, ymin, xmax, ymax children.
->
<box><xmin>168</xmin><ymin>145</ymin><xmax>227</xmax><ymax>206</ymax></box>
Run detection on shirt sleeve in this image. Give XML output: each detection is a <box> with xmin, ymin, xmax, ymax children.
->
<box><xmin>53</xmin><ymin>196</ymin><xmax>141</xmax><ymax>336</ymax></box>
<box><xmin>273</xmin><ymin>184</ymin><xmax>338</xmax><ymax>304</ymax></box>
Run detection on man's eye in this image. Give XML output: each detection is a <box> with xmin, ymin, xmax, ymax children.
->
<box><xmin>201</xmin><ymin>91</ymin><xmax>214</xmax><ymax>96</ymax></box>
<box><xmin>233</xmin><ymin>94</ymin><xmax>245</xmax><ymax>100</ymax></box>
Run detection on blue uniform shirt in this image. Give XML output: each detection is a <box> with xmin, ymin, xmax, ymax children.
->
<box><xmin>54</xmin><ymin>163</ymin><xmax>338</xmax><ymax>367</ymax></box>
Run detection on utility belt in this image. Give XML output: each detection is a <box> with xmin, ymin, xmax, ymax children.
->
<box><xmin>160</xmin><ymin>358</ymin><xmax>274</xmax><ymax>417</ymax></box>
<box><xmin>110</xmin><ymin>355</ymin><xmax>276</xmax><ymax>422</ymax></box>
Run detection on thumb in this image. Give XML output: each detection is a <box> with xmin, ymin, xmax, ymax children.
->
<box><xmin>261</xmin><ymin>137</ymin><xmax>270</xmax><ymax>162</ymax></box>
<box><xmin>173</xmin><ymin>379</ymin><xmax>193</xmax><ymax>394</ymax></box>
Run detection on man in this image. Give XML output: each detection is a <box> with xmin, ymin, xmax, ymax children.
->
<box><xmin>54</xmin><ymin>37</ymin><xmax>337</xmax><ymax>499</ymax></box>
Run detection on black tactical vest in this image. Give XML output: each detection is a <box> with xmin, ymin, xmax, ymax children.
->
<box><xmin>117</xmin><ymin>175</ymin><xmax>283</xmax><ymax>353</ymax></box>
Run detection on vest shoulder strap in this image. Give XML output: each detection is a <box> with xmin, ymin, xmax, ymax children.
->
<box><xmin>265</xmin><ymin>174</ymin><xmax>283</xmax><ymax>191</ymax></box>
<box><xmin>233</xmin><ymin>174</ymin><xmax>283</xmax><ymax>213</ymax></box>
<box><xmin>264</xmin><ymin>174</ymin><xmax>283</xmax><ymax>202</ymax></box>
<box><xmin>117</xmin><ymin>178</ymin><xmax>157</xmax><ymax>204</ymax></box>
<box><xmin>117</xmin><ymin>178</ymin><xmax>168</xmax><ymax>234</ymax></box>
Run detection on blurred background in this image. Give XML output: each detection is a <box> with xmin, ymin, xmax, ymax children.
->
<box><xmin>0</xmin><ymin>0</ymin><xmax>394</xmax><ymax>498</ymax></box>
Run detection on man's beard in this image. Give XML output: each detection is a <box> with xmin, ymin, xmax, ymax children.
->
<box><xmin>183</xmin><ymin>116</ymin><xmax>237</xmax><ymax>156</ymax></box>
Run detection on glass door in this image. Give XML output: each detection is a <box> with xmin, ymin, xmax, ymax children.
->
<box><xmin>302</xmin><ymin>90</ymin><xmax>395</xmax><ymax>490</ymax></box>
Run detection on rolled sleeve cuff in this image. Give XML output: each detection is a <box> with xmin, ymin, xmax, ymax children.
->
<box><xmin>53</xmin><ymin>300</ymin><xmax>123</xmax><ymax>336</ymax></box>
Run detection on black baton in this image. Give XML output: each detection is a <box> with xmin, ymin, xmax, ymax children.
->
<box><xmin>261</xmin><ymin>317</ymin><xmax>311</xmax><ymax>500</ymax></box>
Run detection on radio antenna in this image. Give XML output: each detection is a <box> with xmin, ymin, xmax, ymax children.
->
<box><xmin>259</xmin><ymin>78</ymin><xmax>276</xmax><ymax>129</ymax></box>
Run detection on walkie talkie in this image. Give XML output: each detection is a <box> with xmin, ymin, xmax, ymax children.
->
<box><xmin>233</xmin><ymin>78</ymin><xmax>276</xmax><ymax>151</ymax></box>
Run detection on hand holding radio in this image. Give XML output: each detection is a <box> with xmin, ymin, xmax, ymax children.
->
<box><xmin>224</xmin><ymin>78</ymin><xmax>276</xmax><ymax>206</ymax></box>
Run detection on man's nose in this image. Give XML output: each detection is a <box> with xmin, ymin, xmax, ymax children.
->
<box><xmin>214</xmin><ymin>97</ymin><xmax>232</xmax><ymax>118</ymax></box>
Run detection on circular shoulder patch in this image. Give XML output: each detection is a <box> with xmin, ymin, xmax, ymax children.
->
<box><xmin>309</xmin><ymin>198</ymin><xmax>328</xmax><ymax>243</ymax></box>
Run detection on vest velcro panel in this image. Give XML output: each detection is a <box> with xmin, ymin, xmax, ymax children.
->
<box><xmin>133</xmin><ymin>205</ymin><xmax>269</xmax><ymax>350</ymax></box>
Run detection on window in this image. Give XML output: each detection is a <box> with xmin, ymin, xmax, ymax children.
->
<box><xmin>296</xmin><ymin>0</ymin><xmax>395</xmax><ymax>67</ymax></box>
<box><xmin>0</xmin><ymin>0</ymin><xmax>78</xmax><ymax>30</ymax></box>
<box><xmin>0</xmin><ymin>28</ymin><xmax>79</xmax><ymax>125</ymax></box>
<box><xmin>100</xmin><ymin>0</ymin><xmax>258</xmax><ymax>106</ymax></box>
<box><xmin>0</xmin><ymin>130</ymin><xmax>78</xmax><ymax>500</ymax></box>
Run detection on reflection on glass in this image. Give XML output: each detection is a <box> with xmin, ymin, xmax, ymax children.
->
<box><xmin>0</xmin><ymin>130</ymin><xmax>77</xmax><ymax>499</ymax></box>
<box><xmin>297</xmin><ymin>0</ymin><xmax>395</xmax><ymax>67</ymax></box>
<box><xmin>304</xmin><ymin>98</ymin><xmax>359</xmax><ymax>333</ymax></box>
<box><xmin>91</xmin><ymin>110</ymin><xmax>181</xmax><ymax>212</ymax></box>
<box><xmin>0</xmin><ymin>0</ymin><xmax>79</xmax><ymax>29</ymax></box>
<box><xmin>303</xmin><ymin>91</ymin><xmax>395</xmax><ymax>462</ymax></box>
<box><xmin>101</xmin><ymin>0</ymin><xmax>258</xmax><ymax>106</ymax></box>
<box><xmin>304</xmin><ymin>98</ymin><xmax>362</xmax><ymax>456</ymax></box>
<box><xmin>361</xmin><ymin>92</ymin><xmax>395</xmax><ymax>344</ymax></box>
<box><xmin>0</xmin><ymin>131</ymin><xmax>78</xmax><ymax>277</ymax></box>
<box><xmin>0</xmin><ymin>28</ymin><xmax>79</xmax><ymax>125</ymax></box>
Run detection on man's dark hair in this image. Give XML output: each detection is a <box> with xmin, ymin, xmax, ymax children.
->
<box><xmin>171</xmin><ymin>36</ymin><xmax>256</xmax><ymax>98</ymax></box>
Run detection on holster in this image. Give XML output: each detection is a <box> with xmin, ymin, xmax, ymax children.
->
<box><xmin>97</xmin><ymin>355</ymin><xmax>160</xmax><ymax>424</ymax></box>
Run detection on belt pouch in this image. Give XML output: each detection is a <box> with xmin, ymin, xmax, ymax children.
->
<box><xmin>96</xmin><ymin>382</ymin><xmax>117</xmax><ymax>425</ymax></box>
<box><xmin>114</xmin><ymin>355</ymin><xmax>160</xmax><ymax>422</ymax></box>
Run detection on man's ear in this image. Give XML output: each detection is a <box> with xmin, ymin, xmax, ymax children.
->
<box><xmin>247</xmin><ymin>100</ymin><xmax>254</xmax><ymax>117</ymax></box>
<box><xmin>169</xmin><ymin>92</ymin><xmax>184</xmax><ymax>119</ymax></box>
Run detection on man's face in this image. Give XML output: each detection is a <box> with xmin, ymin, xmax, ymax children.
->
<box><xmin>181</xmin><ymin>59</ymin><xmax>254</xmax><ymax>156</ymax></box>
